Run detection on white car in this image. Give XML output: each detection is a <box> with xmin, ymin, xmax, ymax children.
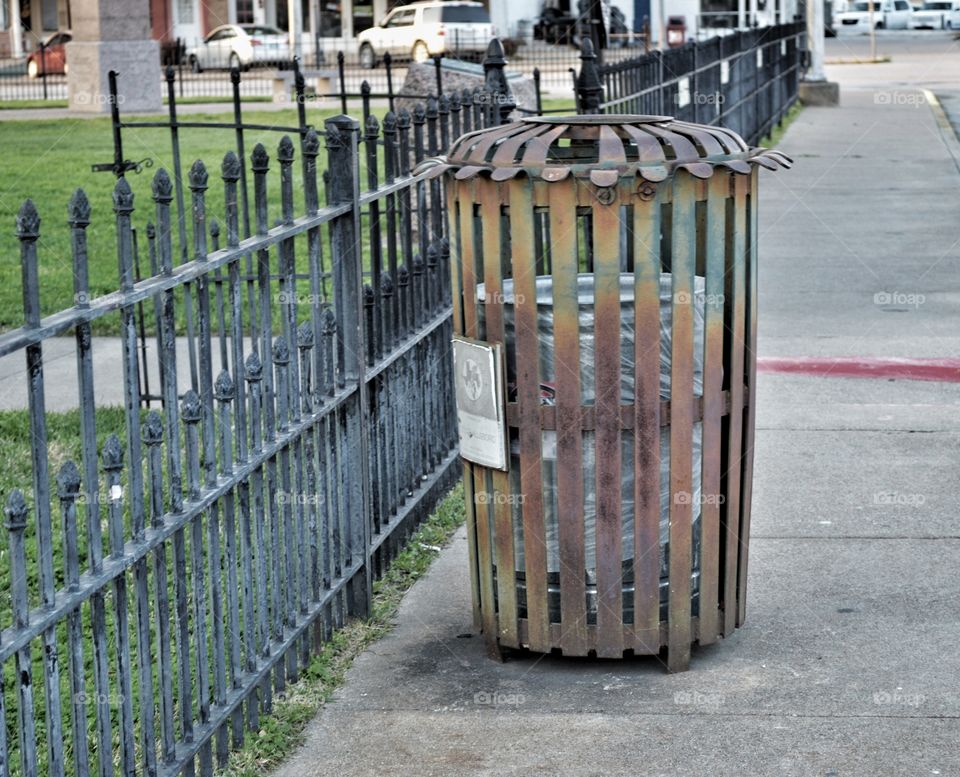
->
<box><xmin>357</xmin><ymin>1</ymin><xmax>495</xmax><ymax>69</ymax></box>
<box><xmin>835</xmin><ymin>0</ymin><xmax>913</xmax><ymax>29</ymax></box>
<box><xmin>909</xmin><ymin>0</ymin><xmax>960</xmax><ymax>27</ymax></box>
<box><xmin>188</xmin><ymin>25</ymin><xmax>291</xmax><ymax>72</ymax></box>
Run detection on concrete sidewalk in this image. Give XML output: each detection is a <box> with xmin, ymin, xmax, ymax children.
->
<box><xmin>269</xmin><ymin>85</ymin><xmax>960</xmax><ymax>777</ymax></box>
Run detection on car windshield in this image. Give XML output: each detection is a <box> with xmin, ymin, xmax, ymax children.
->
<box><xmin>922</xmin><ymin>2</ymin><xmax>951</xmax><ymax>8</ymax></box>
<box><xmin>852</xmin><ymin>2</ymin><xmax>877</xmax><ymax>10</ymax></box>
<box><xmin>241</xmin><ymin>25</ymin><xmax>283</xmax><ymax>35</ymax></box>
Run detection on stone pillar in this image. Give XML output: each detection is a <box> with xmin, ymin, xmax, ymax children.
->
<box><xmin>799</xmin><ymin>0</ymin><xmax>839</xmax><ymax>106</ymax></box>
<box><xmin>66</xmin><ymin>0</ymin><xmax>162</xmax><ymax>113</ymax></box>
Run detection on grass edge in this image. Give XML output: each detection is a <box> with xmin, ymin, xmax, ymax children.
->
<box><xmin>217</xmin><ymin>481</ymin><xmax>466</xmax><ymax>776</ymax></box>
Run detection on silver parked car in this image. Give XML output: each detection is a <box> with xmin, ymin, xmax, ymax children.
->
<box><xmin>188</xmin><ymin>24</ymin><xmax>291</xmax><ymax>72</ymax></box>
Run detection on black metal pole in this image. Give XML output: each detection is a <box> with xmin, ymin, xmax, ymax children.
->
<box><xmin>40</xmin><ymin>42</ymin><xmax>47</xmax><ymax>101</ymax></box>
<box><xmin>108</xmin><ymin>71</ymin><xmax>124</xmax><ymax>177</ymax></box>
<box><xmin>433</xmin><ymin>54</ymin><xmax>443</xmax><ymax>96</ymax></box>
<box><xmin>385</xmin><ymin>52</ymin><xmax>395</xmax><ymax>113</ymax></box>
<box><xmin>231</xmin><ymin>67</ymin><xmax>251</xmax><ymax>240</ymax></box>
<box><xmin>533</xmin><ymin>67</ymin><xmax>542</xmax><ymax>115</ymax></box>
<box><xmin>338</xmin><ymin>51</ymin><xmax>347</xmax><ymax>113</ymax></box>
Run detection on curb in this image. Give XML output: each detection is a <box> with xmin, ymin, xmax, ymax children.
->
<box><xmin>923</xmin><ymin>88</ymin><xmax>960</xmax><ymax>174</ymax></box>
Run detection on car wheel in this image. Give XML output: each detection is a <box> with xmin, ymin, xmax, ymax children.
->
<box><xmin>876</xmin><ymin>20</ymin><xmax>884</xmax><ymax>28</ymax></box>
<box><xmin>412</xmin><ymin>40</ymin><xmax>430</xmax><ymax>63</ymax></box>
<box><xmin>191</xmin><ymin>55</ymin><xmax>203</xmax><ymax>74</ymax></box>
<box><xmin>26</xmin><ymin>59</ymin><xmax>38</xmax><ymax>78</ymax></box>
<box><xmin>359</xmin><ymin>43</ymin><xmax>376</xmax><ymax>69</ymax></box>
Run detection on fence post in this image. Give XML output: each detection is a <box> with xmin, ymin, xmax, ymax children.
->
<box><xmin>576</xmin><ymin>37</ymin><xmax>604</xmax><ymax>114</ymax></box>
<box><xmin>337</xmin><ymin>51</ymin><xmax>347</xmax><ymax>113</ymax></box>
<box><xmin>325</xmin><ymin>114</ymin><xmax>373</xmax><ymax>618</ymax></box>
<box><xmin>433</xmin><ymin>53</ymin><xmax>443</xmax><ymax>96</ymax></box>
<box><xmin>482</xmin><ymin>38</ymin><xmax>516</xmax><ymax>125</ymax></box>
<box><xmin>533</xmin><ymin>67</ymin><xmax>543</xmax><ymax>116</ymax></box>
<box><xmin>384</xmin><ymin>51</ymin><xmax>395</xmax><ymax>112</ymax></box>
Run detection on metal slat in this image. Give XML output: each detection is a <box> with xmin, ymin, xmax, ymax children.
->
<box><xmin>697</xmin><ymin>174</ymin><xmax>727</xmax><ymax>646</ymax></box>
<box><xmin>738</xmin><ymin>170</ymin><xmax>760</xmax><ymax>627</ymax></box>
<box><xmin>479</xmin><ymin>181</ymin><xmax>519</xmax><ymax>649</ymax></box>
<box><xmin>548</xmin><ymin>180</ymin><xmax>588</xmax><ymax>656</ymax></box>
<box><xmin>631</xmin><ymin>182</ymin><xmax>663</xmax><ymax>655</ymax></box>
<box><xmin>509</xmin><ymin>179</ymin><xmax>550</xmax><ymax>653</ymax></box>
<box><xmin>666</xmin><ymin>172</ymin><xmax>696</xmax><ymax>673</ymax></box>
<box><xmin>453</xmin><ymin>182</ymin><xmax>486</xmax><ymax>634</ymax></box>
<box><xmin>591</xmin><ymin>183</ymin><xmax>625</xmax><ymax>659</ymax></box>
<box><xmin>723</xmin><ymin>174</ymin><xmax>748</xmax><ymax>638</ymax></box>
<box><xmin>462</xmin><ymin>190</ymin><xmax>499</xmax><ymax>654</ymax></box>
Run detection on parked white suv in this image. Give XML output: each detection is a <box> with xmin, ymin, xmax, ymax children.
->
<box><xmin>357</xmin><ymin>1</ymin><xmax>495</xmax><ymax>69</ymax></box>
<box><xmin>835</xmin><ymin>0</ymin><xmax>913</xmax><ymax>29</ymax></box>
<box><xmin>909</xmin><ymin>0</ymin><xmax>960</xmax><ymax>27</ymax></box>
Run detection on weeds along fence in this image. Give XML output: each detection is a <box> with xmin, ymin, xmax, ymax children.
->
<box><xmin>0</xmin><ymin>59</ymin><xmax>516</xmax><ymax>777</ymax></box>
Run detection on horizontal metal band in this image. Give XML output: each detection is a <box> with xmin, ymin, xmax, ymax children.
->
<box><xmin>505</xmin><ymin>387</ymin><xmax>748</xmax><ymax>430</ymax></box>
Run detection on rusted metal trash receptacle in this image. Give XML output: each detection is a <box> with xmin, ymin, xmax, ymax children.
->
<box><xmin>441</xmin><ymin>114</ymin><xmax>790</xmax><ymax>671</ymax></box>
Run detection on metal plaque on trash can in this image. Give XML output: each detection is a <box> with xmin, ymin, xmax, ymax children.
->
<box><xmin>452</xmin><ymin>336</ymin><xmax>508</xmax><ymax>471</ymax></box>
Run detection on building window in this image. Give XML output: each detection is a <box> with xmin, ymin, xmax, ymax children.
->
<box><xmin>236</xmin><ymin>0</ymin><xmax>254</xmax><ymax>23</ymax></box>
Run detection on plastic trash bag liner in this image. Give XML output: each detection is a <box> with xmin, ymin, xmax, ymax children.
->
<box><xmin>478</xmin><ymin>273</ymin><xmax>708</xmax><ymax>619</ymax></box>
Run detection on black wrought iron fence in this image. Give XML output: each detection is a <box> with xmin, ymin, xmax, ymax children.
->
<box><xmin>583</xmin><ymin>20</ymin><xmax>806</xmax><ymax>145</ymax></box>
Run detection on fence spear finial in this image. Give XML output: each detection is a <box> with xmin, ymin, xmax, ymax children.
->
<box><xmin>16</xmin><ymin>199</ymin><xmax>40</xmax><ymax>240</ymax></box>
<box><xmin>68</xmin><ymin>188</ymin><xmax>91</xmax><ymax>227</ymax></box>
<box><xmin>221</xmin><ymin>151</ymin><xmax>241</xmax><ymax>182</ymax></box>
<box><xmin>57</xmin><ymin>460</ymin><xmax>81</xmax><ymax>499</ymax></box>
<box><xmin>483</xmin><ymin>38</ymin><xmax>516</xmax><ymax>124</ymax></box>
<box><xmin>152</xmin><ymin>168</ymin><xmax>174</xmax><ymax>203</ymax></box>
<box><xmin>576</xmin><ymin>36</ymin><xmax>604</xmax><ymax>114</ymax></box>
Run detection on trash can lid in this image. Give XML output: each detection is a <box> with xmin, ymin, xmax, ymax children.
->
<box><xmin>419</xmin><ymin>114</ymin><xmax>791</xmax><ymax>185</ymax></box>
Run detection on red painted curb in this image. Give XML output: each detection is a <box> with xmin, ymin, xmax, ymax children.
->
<box><xmin>757</xmin><ymin>356</ymin><xmax>960</xmax><ymax>383</ymax></box>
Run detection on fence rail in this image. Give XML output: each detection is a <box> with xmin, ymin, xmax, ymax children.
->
<box><xmin>0</xmin><ymin>29</ymin><xmax>802</xmax><ymax>777</ymax></box>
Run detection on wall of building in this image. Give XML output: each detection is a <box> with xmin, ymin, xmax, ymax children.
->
<box><xmin>487</xmin><ymin>0</ymin><xmax>541</xmax><ymax>37</ymax></box>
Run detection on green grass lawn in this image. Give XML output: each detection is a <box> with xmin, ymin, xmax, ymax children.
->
<box><xmin>0</xmin><ymin>106</ymin><xmax>340</xmax><ymax>334</ymax></box>
<box><xmin>0</xmin><ymin>97</ymin><xmax>577</xmax><ymax>336</ymax></box>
